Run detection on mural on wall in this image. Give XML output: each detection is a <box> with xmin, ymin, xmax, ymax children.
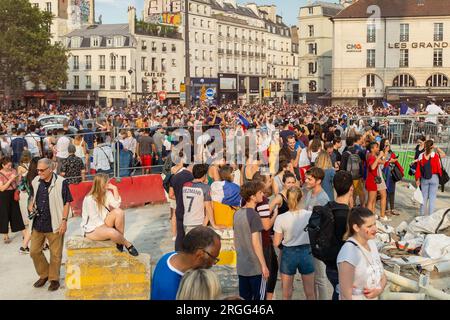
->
<box><xmin>69</xmin><ymin>0</ymin><xmax>91</xmax><ymax>29</ymax></box>
<box><xmin>144</xmin><ymin>0</ymin><xmax>182</xmax><ymax>26</ymax></box>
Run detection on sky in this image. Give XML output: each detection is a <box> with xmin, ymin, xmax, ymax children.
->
<box><xmin>95</xmin><ymin>0</ymin><xmax>338</xmax><ymax>27</ymax></box>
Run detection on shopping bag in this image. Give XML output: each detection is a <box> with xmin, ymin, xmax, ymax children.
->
<box><xmin>412</xmin><ymin>187</ymin><xmax>423</xmax><ymax>205</ymax></box>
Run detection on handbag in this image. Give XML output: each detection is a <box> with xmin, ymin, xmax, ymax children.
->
<box><xmin>438</xmin><ymin>155</ymin><xmax>449</xmax><ymax>192</ymax></box>
<box><xmin>391</xmin><ymin>164</ymin><xmax>404</xmax><ymax>183</ymax></box>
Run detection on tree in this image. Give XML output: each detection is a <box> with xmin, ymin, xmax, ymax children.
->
<box><xmin>0</xmin><ymin>0</ymin><xmax>68</xmax><ymax>105</ymax></box>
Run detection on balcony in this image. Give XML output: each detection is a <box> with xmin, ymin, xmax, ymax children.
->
<box><xmin>85</xmin><ymin>65</ymin><xmax>91</xmax><ymax>70</ymax></box>
<box><xmin>226</xmin><ymin>49</ymin><xmax>232</xmax><ymax>55</ymax></box>
<box><xmin>121</xmin><ymin>66</ymin><xmax>127</xmax><ymax>70</ymax></box>
<box><xmin>73</xmin><ymin>66</ymin><xmax>79</xmax><ymax>70</ymax></box>
<box><xmin>242</xmin><ymin>51</ymin><xmax>247</xmax><ymax>56</ymax></box>
<box><xmin>86</xmin><ymin>85</ymin><xmax>91</xmax><ymax>89</ymax></box>
<box><xmin>218</xmin><ymin>48</ymin><xmax>224</xmax><ymax>54</ymax></box>
<box><xmin>110</xmin><ymin>66</ymin><xmax>116</xmax><ymax>70</ymax></box>
<box><xmin>256</xmin><ymin>53</ymin><xmax>261</xmax><ymax>58</ymax></box>
<box><xmin>74</xmin><ymin>85</ymin><xmax>79</xmax><ymax>89</ymax></box>
<box><xmin>142</xmin><ymin>46</ymin><xmax>147</xmax><ymax>50</ymax></box>
<box><xmin>100</xmin><ymin>85</ymin><xmax>105</xmax><ymax>89</ymax></box>
<box><xmin>152</xmin><ymin>47</ymin><xmax>157</xmax><ymax>52</ymax></box>
<box><xmin>262</xmin><ymin>53</ymin><xmax>266</xmax><ymax>59</ymax></box>
<box><xmin>110</xmin><ymin>86</ymin><xmax>116</xmax><ymax>90</ymax></box>
<box><xmin>162</xmin><ymin>47</ymin><xmax>167</xmax><ymax>52</ymax></box>
<box><xmin>249</xmin><ymin>52</ymin><xmax>254</xmax><ymax>57</ymax></box>
<box><xmin>120</xmin><ymin>85</ymin><xmax>127</xmax><ymax>90</ymax></box>
<box><xmin>100</xmin><ymin>65</ymin><xmax>105</xmax><ymax>70</ymax></box>
<box><xmin>234</xmin><ymin>50</ymin><xmax>240</xmax><ymax>55</ymax></box>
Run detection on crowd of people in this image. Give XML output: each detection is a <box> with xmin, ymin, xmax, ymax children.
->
<box><xmin>0</xmin><ymin>100</ymin><xmax>448</xmax><ymax>299</ymax></box>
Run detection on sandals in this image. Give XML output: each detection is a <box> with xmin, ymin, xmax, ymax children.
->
<box><xmin>390</xmin><ymin>210</ymin><xmax>400</xmax><ymax>216</ymax></box>
<box><xmin>4</xmin><ymin>238</ymin><xmax>11</xmax><ymax>244</ymax></box>
<box><xmin>126</xmin><ymin>244</ymin><xmax>139</xmax><ymax>257</ymax></box>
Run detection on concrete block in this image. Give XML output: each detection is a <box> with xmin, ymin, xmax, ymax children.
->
<box><xmin>65</xmin><ymin>236</ymin><xmax>151</xmax><ymax>300</ymax></box>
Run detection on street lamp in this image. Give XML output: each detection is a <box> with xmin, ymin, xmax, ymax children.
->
<box><xmin>128</xmin><ymin>59</ymin><xmax>138</xmax><ymax>104</ymax></box>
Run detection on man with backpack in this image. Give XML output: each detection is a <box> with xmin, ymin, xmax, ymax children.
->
<box><xmin>340</xmin><ymin>136</ymin><xmax>365</xmax><ymax>207</ymax></box>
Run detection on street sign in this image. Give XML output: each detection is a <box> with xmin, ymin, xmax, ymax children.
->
<box><xmin>158</xmin><ymin>91</ymin><xmax>167</xmax><ymax>101</ymax></box>
<box><xmin>263</xmin><ymin>89</ymin><xmax>271</xmax><ymax>98</ymax></box>
<box><xmin>180</xmin><ymin>92</ymin><xmax>186</xmax><ymax>104</ymax></box>
<box><xmin>180</xmin><ymin>83</ymin><xmax>186</xmax><ymax>92</ymax></box>
<box><xmin>206</xmin><ymin>88</ymin><xmax>215</xmax><ymax>98</ymax></box>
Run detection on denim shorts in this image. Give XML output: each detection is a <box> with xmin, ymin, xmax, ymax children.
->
<box><xmin>280</xmin><ymin>244</ymin><xmax>315</xmax><ymax>276</ymax></box>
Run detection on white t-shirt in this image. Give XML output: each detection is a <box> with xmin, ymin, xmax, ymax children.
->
<box><xmin>298</xmin><ymin>148</ymin><xmax>311</xmax><ymax>167</ymax></box>
<box><xmin>336</xmin><ymin>237</ymin><xmax>384</xmax><ymax>300</ymax></box>
<box><xmin>426</xmin><ymin>103</ymin><xmax>445</xmax><ymax>124</ymax></box>
<box><xmin>273</xmin><ymin>209</ymin><xmax>312</xmax><ymax>247</ymax></box>
<box><xmin>56</xmin><ymin>136</ymin><xmax>71</xmax><ymax>159</ymax></box>
<box><xmin>182</xmin><ymin>182</ymin><xmax>211</xmax><ymax>227</ymax></box>
<box><xmin>25</xmin><ymin>133</ymin><xmax>41</xmax><ymax>155</ymax></box>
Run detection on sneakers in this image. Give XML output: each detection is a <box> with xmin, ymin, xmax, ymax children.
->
<box><xmin>126</xmin><ymin>245</ymin><xmax>139</xmax><ymax>257</ymax></box>
<box><xmin>19</xmin><ymin>247</ymin><xmax>30</xmax><ymax>254</ymax></box>
<box><xmin>116</xmin><ymin>244</ymin><xmax>124</xmax><ymax>252</ymax></box>
<box><xmin>380</xmin><ymin>216</ymin><xmax>391</xmax><ymax>222</ymax></box>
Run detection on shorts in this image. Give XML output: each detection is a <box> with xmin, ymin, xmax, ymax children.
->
<box><xmin>353</xmin><ymin>179</ymin><xmax>364</xmax><ymax>196</ymax></box>
<box><xmin>280</xmin><ymin>244</ymin><xmax>315</xmax><ymax>276</ymax></box>
<box><xmin>141</xmin><ymin>154</ymin><xmax>152</xmax><ymax>169</ymax></box>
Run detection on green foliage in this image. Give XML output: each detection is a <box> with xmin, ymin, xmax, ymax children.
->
<box><xmin>0</xmin><ymin>0</ymin><xmax>68</xmax><ymax>95</ymax></box>
<box><xmin>135</xmin><ymin>19</ymin><xmax>180</xmax><ymax>39</ymax></box>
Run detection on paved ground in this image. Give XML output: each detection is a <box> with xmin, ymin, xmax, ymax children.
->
<box><xmin>0</xmin><ymin>182</ymin><xmax>448</xmax><ymax>300</ymax></box>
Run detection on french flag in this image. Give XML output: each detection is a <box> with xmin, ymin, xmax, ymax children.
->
<box><xmin>237</xmin><ymin>113</ymin><xmax>250</xmax><ymax>130</ymax></box>
<box><xmin>382</xmin><ymin>101</ymin><xmax>393</xmax><ymax>109</ymax></box>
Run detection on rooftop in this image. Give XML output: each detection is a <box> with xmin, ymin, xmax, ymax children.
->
<box><xmin>66</xmin><ymin>24</ymin><xmax>131</xmax><ymax>37</ymax></box>
<box><xmin>334</xmin><ymin>0</ymin><xmax>450</xmax><ymax>19</ymax></box>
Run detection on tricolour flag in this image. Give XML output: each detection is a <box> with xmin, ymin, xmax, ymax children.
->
<box><xmin>382</xmin><ymin>101</ymin><xmax>393</xmax><ymax>109</ymax></box>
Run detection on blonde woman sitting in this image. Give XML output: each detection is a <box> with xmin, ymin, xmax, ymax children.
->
<box><xmin>80</xmin><ymin>174</ymin><xmax>138</xmax><ymax>256</ymax></box>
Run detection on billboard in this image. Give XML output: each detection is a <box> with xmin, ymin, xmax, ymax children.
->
<box><xmin>145</xmin><ymin>0</ymin><xmax>182</xmax><ymax>26</ymax></box>
<box><xmin>69</xmin><ymin>0</ymin><xmax>91</xmax><ymax>29</ymax></box>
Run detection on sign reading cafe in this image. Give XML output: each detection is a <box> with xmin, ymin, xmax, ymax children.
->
<box><xmin>388</xmin><ymin>41</ymin><xmax>449</xmax><ymax>49</ymax></box>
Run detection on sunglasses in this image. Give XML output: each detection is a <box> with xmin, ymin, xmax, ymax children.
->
<box><xmin>202</xmin><ymin>249</ymin><xmax>220</xmax><ymax>264</ymax></box>
<box><xmin>37</xmin><ymin>167</ymin><xmax>49</xmax><ymax>173</ymax></box>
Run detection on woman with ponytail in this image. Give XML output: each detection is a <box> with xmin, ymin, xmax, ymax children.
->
<box><xmin>415</xmin><ymin>140</ymin><xmax>446</xmax><ymax>216</ymax></box>
<box><xmin>273</xmin><ymin>187</ymin><xmax>315</xmax><ymax>300</ymax></box>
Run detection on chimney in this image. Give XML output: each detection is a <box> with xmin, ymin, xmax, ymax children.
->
<box><xmin>89</xmin><ymin>0</ymin><xmax>95</xmax><ymax>25</ymax></box>
<box><xmin>128</xmin><ymin>6</ymin><xmax>136</xmax><ymax>34</ymax></box>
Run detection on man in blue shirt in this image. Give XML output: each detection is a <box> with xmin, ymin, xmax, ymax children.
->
<box><xmin>151</xmin><ymin>226</ymin><xmax>221</xmax><ymax>300</ymax></box>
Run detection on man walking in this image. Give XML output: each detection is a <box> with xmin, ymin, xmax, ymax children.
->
<box><xmin>29</xmin><ymin>158</ymin><xmax>73</xmax><ymax>291</ymax></box>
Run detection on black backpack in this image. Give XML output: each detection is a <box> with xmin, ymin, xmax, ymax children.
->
<box><xmin>305</xmin><ymin>203</ymin><xmax>342</xmax><ymax>266</ymax></box>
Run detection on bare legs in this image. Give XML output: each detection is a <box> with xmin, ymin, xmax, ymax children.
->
<box><xmin>367</xmin><ymin>190</ymin><xmax>387</xmax><ymax>217</ymax></box>
<box><xmin>281</xmin><ymin>273</ymin><xmax>315</xmax><ymax>300</ymax></box>
<box><xmin>86</xmin><ymin>209</ymin><xmax>131</xmax><ymax>248</ymax></box>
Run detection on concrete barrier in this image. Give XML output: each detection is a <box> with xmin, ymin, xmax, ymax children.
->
<box><xmin>65</xmin><ymin>236</ymin><xmax>151</xmax><ymax>300</ymax></box>
<box><xmin>69</xmin><ymin>175</ymin><xmax>167</xmax><ymax>216</ymax></box>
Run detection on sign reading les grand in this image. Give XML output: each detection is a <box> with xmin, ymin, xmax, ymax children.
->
<box><xmin>388</xmin><ymin>41</ymin><xmax>449</xmax><ymax>49</ymax></box>
<box><xmin>148</xmin><ymin>0</ymin><xmax>182</xmax><ymax>14</ymax></box>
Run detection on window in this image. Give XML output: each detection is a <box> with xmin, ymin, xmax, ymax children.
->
<box><xmin>99</xmin><ymin>55</ymin><xmax>105</xmax><ymax>70</ymax></box>
<box><xmin>172</xmin><ymin>78</ymin><xmax>176</xmax><ymax>91</ymax></box>
<box><xmin>210</xmin><ymin>34</ymin><xmax>213</xmax><ymax>44</ymax></box>
<box><xmin>85</xmin><ymin>55</ymin><xmax>91</xmax><ymax>70</ymax></box>
<box><xmin>208</xmin><ymin>21</ymin><xmax>211</xmax><ymax>28</ymax></box>
<box><xmin>110</xmin><ymin>76</ymin><xmax>116</xmax><ymax>89</ymax></box>
<box><xmin>85</xmin><ymin>76</ymin><xmax>91</xmax><ymax>89</ymax></box>
<box><xmin>202</xmin><ymin>33</ymin><xmax>206</xmax><ymax>44</ymax></box>
<box><xmin>393</xmin><ymin>74</ymin><xmax>415</xmax><ymax>87</ymax></box>
<box><xmin>73</xmin><ymin>76</ymin><xmax>79</xmax><ymax>89</ymax></box>
<box><xmin>162</xmin><ymin>43</ymin><xmax>167</xmax><ymax>52</ymax></box>
<box><xmin>400</xmin><ymin>24</ymin><xmax>409</xmax><ymax>42</ymax></box>
<box><xmin>121</xmin><ymin>56</ymin><xmax>127</xmax><ymax>70</ymax></box>
<box><xmin>309</xmin><ymin>80</ymin><xmax>317</xmax><ymax>92</ymax></box>
<box><xmin>367</xmin><ymin>24</ymin><xmax>376</xmax><ymax>43</ymax></box>
<box><xmin>92</xmin><ymin>37</ymin><xmax>100</xmax><ymax>47</ymax></box>
<box><xmin>434</xmin><ymin>49</ymin><xmax>443</xmax><ymax>67</ymax></box>
<box><xmin>114</xmin><ymin>36</ymin><xmax>124</xmax><ymax>47</ymax></box>
<box><xmin>71</xmin><ymin>37</ymin><xmax>80</xmax><ymax>48</ymax></box>
<box><xmin>434</xmin><ymin>23</ymin><xmax>443</xmax><ymax>41</ymax></box>
<box><xmin>152</xmin><ymin>58</ymin><xmax>156</xmax><ymax>71</ymax></box>
<box><xmin>33</xmin><ymin>3</ymin><xmax>39</xmax><ymax>8</ymax></box>
<box><xmin>309</xmin><ymin>7</ymin><xmax>313</xmax><ymax>14</ymax></box>
<box><xmin>195</xmin><ymin>49</ymin><xmax>198</xmax><ymax>60</ymax></box>
<box><xmin>73</xmin><ymin>56</ymin><xmax>79</xmax><ymax>70</ymax></box>
<box><xmin>367</xmin><ymin>49</ymin><xmax>376</xmax><ymax>68</ymax></box>
<box><xmin>99</xmin><ymin>75</ymin><xmax>105</xmax><ymax>89</ymax></box>
<box><xmin>427</xmin><ymin>74</ymin><xmax>449</xmax><ymax>87</ymax></box>
<box><xmin>172</xmin><ymin>59</ymin><xmax>176</xmax><ymax>67</ymax></box>
<box><xmin>308</xmin><ymin>62</ymin><xmax>317</xmax><ymax>74</ymax></box>
<box><xmin>46</xmin><ymin>2</ymin><xmax>51</xmax><ymax>12</ymax></box>
<box><xmin>193</xmin><ymin>18</ymin><xmax>196</xmax><ymax>26</ymax></box>
<box><xmin>202</xmin><ymin>50</ymin><xmax>206</xmax><ymax>60</ymax></box>
<box><xmin>210</xmin><ymin>67</ymin><xmax>213</xmax><ymax>77</ymax></box>
<box><xmin>161</xmin><ymin>59</ymin><xmax>166</xmax><ymax>72</ymax></box>
<box><xmin>308</xmin><ymin>25</ymin><xmax>314</xmax><ymax>37</ymax></box>
<box><xmin>106</xmin><ymin>38</ymin><xmax>113</xmax><ymax>47</ymax></box>
<box><xmin>308</xmin><ymin>43</ymin><xmax>317</xmax><ymax>55</ymax></box>
<box><xmin>110</xmin><ymin>55</ymin><xmax>116</xmax><ymax>70</ymax></box>
<box><xmin>152</xmin><ymin>42</ymin><xmax>157</xmax><ymax>52</ymax></box>
<box><xmin>366</xmin><ymin>74</ymin><xmax>376</xmax><ymax>87</ymax></box>
<box><xmin>141</xmin><ymin>40</ymin><xmax>147</xmax><ymax>50</ymax></box>
<box><xmin>400</xmin><ymin>49</ymin><xmax>409</xmax><ymax>67</ymax></box>
<box><xmin>195</xmin><ymin>32</ymin><xmax>198</xmax><ymax>43</ymax></box>
<box><xmin>172</xmin><ymin>44</ymin><xmax>176</xmax><ymax>52</ymax></box>
<box><xmin>120</xmin><ymin>76</ymin><xmax>127</xmax><ymax>89</ymax></box>
<box><xmin>210</xmin><ymin>51</ymin><xmax>213</xmax><ymax>61</ymax></box>
<box><xmin>195</xmin><ymin>67</ymin><xmax>198</xmax><ymax>77</ymax></box>
<box><xmin>200</xmin><ymin>20</ymin><xmax>204</xmax><ymax>27</ymax></box>
<box><xmin>141</xmin><ymin>57</ymin><xmax>146</xmax><ymax>71</ymax></box>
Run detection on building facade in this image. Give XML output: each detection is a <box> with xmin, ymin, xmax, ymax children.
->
<box><xmin>332</xmin><ymin>0</ymin><xmax>450</xmax><ymax>106</ymax></box>
<box><xmin>62</xmin><ymin>7</ymin><xmax>185</xmax><ymax>107</ymax></box>
<box><xmin>298</xmin><ymin>1</ymin><xmax>343</xmax><ymax>105</ymax></box>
